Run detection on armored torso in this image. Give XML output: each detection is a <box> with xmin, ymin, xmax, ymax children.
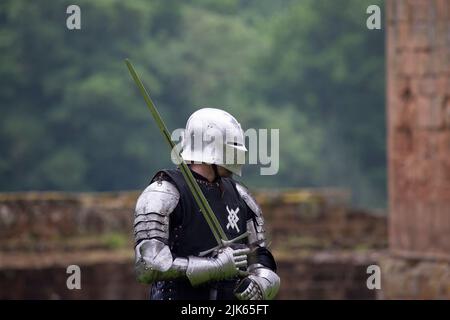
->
<box><xmin>156</xmin><ymin>168</ymin><xmax>251</xmax><ymax>258</ymax></box>
<box><xmin>146</xmin><ymin>168</ymin><xmax>251</xmax><ymax>300</ymax></box>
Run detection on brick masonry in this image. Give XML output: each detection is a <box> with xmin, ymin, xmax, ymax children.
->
<box><xmin>385</xmin><ymin>0</ymin><xmax>450</xmax><ymax>298</ymax></box>
<box><xmin>0</xmin><ymin>190</ymin><xmax>386</xmax><ymax>299</ymax></box>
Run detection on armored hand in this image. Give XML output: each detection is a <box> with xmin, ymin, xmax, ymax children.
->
<box><xmin>186</xmin><ymin>246</ymin><xmax>250</xmax><ymax>286</ymax></box>
<box><xmin>234</xmin><ymin>264</ymin><xmax>280</xmax><ymax>300</ymax></box>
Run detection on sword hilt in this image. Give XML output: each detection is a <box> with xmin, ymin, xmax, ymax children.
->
<box><xmin>198</xmin><ymin>231</ymin><xmax>250</xmax><ymax>257</ymax></box>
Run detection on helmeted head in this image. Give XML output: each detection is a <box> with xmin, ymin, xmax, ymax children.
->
<box><xmin>181</xmin><ymin>108</ymin><xmax>247</xmax><ymax>176</ymax></box>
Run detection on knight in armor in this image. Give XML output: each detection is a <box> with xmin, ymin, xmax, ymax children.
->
<box><xmin>133</xmin><ymin>108</ymin><xmax>280</xmax><ymax>300</ymax></box>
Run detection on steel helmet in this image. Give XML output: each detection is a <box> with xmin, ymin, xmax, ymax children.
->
<box><xmin>181</xmin><ymin>108</ymin><xmax>247</xmax><ymax>176</ymax></box>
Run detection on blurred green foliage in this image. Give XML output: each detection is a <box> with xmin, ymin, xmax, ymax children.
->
<box><xmin>101</xmin><ymin>232</ymin><xmax>128</xmax><ymax>250</ymax></box>
<box><xmin>0</xmin><ymin>0</ymin><xmax>385</xmax><ymax>208</ymax></box>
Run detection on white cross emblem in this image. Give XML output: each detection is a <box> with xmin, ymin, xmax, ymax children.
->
<box><xmin>226</xmin><ymin>205</ymin><xmax>240</xmax><ymax>232</ymax></box>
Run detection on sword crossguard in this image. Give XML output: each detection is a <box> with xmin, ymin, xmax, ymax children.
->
<box><xmin>198</xmin><ymin>231</ymin><xmax>250</xmax><ymax>257</ymax></box>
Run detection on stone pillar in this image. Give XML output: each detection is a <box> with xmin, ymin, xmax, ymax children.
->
<box><xmin>383</xmin><ymin>0</ymin><xmax>450</xmax><ymax>299</ymax></box>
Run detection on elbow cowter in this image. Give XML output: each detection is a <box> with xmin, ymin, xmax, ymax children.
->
<box><xmin>135</xmin><ymin>239</ymin><xmax>173</xmax><ymax>284</ymax></box>
<box><xmin>135</xmin><ymin>238</ymin><xmax>188</xmax><ymax>284</ymax></box>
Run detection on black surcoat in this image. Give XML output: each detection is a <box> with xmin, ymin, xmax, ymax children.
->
<box><xmin>147</xmin><ymin>168</ymin><xmax>274</xmax><ymax>300</ymax></box>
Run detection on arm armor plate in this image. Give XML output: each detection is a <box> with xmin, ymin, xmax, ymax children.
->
<box><xmin>235</xmin><ymin>183</ymin><xmax>266</xmax><ymax>247</ymax></box>
<box><xmin>134</xmin><ymin>180</ymin><xmax>252</xmax><ymax>286</ymax></box>
<box><xmin>236</xmin><ymin>183</ymin><xmax>280</xmax><ymax>299</ymax></box>
<box><xmin>134</xmin><ymin>180</ymin><xmax>188</xmax><ymax>284</ymax></box>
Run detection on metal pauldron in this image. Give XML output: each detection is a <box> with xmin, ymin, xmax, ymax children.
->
<box><xmin>134</xmin><ymin>180</ymin><xmax>179</xmax><ymax>244</ymax></box>
<box><xmin>235</xmin><ymin>183</ymin><xmax>266</xmax><ymax>247</ymax></box>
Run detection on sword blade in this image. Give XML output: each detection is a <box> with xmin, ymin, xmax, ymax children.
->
<box><xmin>125</xmin><ymin>59</ymin><xmax>228</xmax><ymax>244</ymax></box>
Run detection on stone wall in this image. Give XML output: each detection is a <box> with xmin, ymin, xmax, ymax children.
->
<box><xmin>0</xmin><ymin>192</ymin><xmax>136</xmax><ymax>242</ymax></box>
<box><xmin>385</xmin><ymin>0</ymin><xmax>450</xmax><ymax>299</ymax></box>
<box><xmin>379</xmin><ymin>255</ymin><xmax>450</xmax><ymax>299</ymax></box>
<box><xmin>0</xmin><ymin>190</ymin><xmax>386</xmax><ymax>300</ymax></box>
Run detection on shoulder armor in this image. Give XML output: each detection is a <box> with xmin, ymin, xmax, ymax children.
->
<box><xmin>235</xmin><ymin>183</ymin><xmax>266</xmax><ymax>246</ymax></box>
<box><xmin>135</xmin><ymin>180</ymin><xmax>180</xmax><ymax>215</ymax></box>
<box><xmin>235</xmin><ymin>183</ymin><xmax>264</xmax><ymax>226</ymax></box>
<box><xmin>134</xmin><ymin>180</ymin><xmax>180</xmax><ymax>245</ymax></box>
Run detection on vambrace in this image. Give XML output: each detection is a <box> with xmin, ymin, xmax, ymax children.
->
<box><xmin>247</xmin><ymin>263</ymin><xmax>280</xmax><ymax>300</ymax></box>
<box><xmin>186</xmin><ymin>247</ymin><xmax>249</xmax><ymax>287</ymax></box>
<box><xmin>136</xmin><ymin>242</ymin><xmax>249</xmax><ymax>286</ymax></box>
<box><xmin>185</xmin><ymin>256</ymin><xmax>232</xmax><ymax>287</ymax></box>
